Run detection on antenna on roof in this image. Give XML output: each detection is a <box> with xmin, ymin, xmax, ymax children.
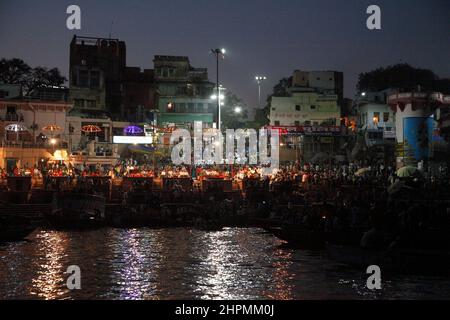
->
<box><xmin>109</xmin><ymin>21</ymin><xmax>114</xmax><ymax>39</ymax></box>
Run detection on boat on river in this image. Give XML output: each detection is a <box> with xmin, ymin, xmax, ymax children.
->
<box><xmin>45</xmin><ymin>192</ymin><xmax>106</xmax><ymax>230</ymax></box>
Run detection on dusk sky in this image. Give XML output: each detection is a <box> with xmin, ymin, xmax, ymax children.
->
<box><xmin>0</xmin><ymin>0</ymin><xmax>449</xmax><ymax>109</ymax></box>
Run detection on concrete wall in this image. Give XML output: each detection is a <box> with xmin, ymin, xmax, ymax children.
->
<box><xmin>270</xmin><ymin>92</ymin><xmax>340</xmax><ymax>126</ymax></box>
<box><xmin>0</xmin><ymin>147</ymin><xmax>52</xmax><ymax>169</ymax></box>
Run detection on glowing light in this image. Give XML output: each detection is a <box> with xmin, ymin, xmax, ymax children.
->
<box><xmin>113</xmin><ymin>136</ymin><xmax>153</xmax><ymax>144</ymax></box>
<box><xmin>5</xmin><ymin>123</ymin><xmax>27</xmax><ymax>132</ymax></box>
<box><xmin>124</xmin><ymin>125</ymin><xmax>143</xmax><ymax>135</ymax></box>
<box><xmin>50</xmin><ymin>138</ymin><xmax>57</xmax><ymax>145</ymax></box>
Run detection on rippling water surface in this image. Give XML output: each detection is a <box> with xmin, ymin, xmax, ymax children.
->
<box><xmin>0</xmin><ymin>228</ymin><xmax>449</xmax><ymax>300</ymax></box>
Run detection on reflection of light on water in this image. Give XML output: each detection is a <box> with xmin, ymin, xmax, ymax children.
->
<box><xmin>111</xmin><ymin>229</ymin><xmax>158</xmax><ymax>300</ymax></box>
<box><xmin>194</xmin><ymin>228</ymin><xmax>295</xmax><ymax>300</ymax></box>
<box><xmin>30</xmin><ymin>231</ymin><xmax>69</xmax><ymax>299</ymax></box>
<box><xmin>267</xmin><ymin>248</ymin><xmax>294</xmax><ymax>300</ymax></box>
<box><xmin>200</xmin><ymin>231</ymin><xmax>241</xmax><ymax>299</ymax></box>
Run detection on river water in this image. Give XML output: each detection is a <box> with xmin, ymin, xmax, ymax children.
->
<box><xmin>0</xmin><ymin>228</ymin><xmax>449</xmax><ymax>300</ymax></box>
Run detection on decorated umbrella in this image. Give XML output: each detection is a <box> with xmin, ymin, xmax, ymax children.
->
<box><xmin>42</xmin><ymin>124</ymin><xmax>62</xmax><ymax>133</ymax></box>
<box><xmin>5</xmin><ymin>123</ymin><xmax>28</xmax><ymax>132</ymax></box>
<box><xmin>124</xmin><ymin>125</ymin><xmax>143</xmax><ymax>135</ymax></box>
<box><xmin>396</xmin><ymin>166</ymin><xmax>421</xmax><ymax>178</ymax></box>
<box><xmin>5</xmin><ymin>123</ymin><xmax>28</xmax><ymax>141</ymax></box>
<box><xmin>81</xmin><ymin>125</ymin><xmax>102</xmax><ymax>133</ymax></box>
<box><xmin>355</xmin><ymin>167</ymin><xmax>371</xmax><ymax>177</ymax></box>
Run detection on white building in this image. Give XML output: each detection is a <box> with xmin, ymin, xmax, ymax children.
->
<box><xmin>354</xmin><ymin>91</ymin><xmax>396</xmax><ymax>147</ymax></box>
<box><xmin>270</xmin><ymin>91</ymin><xmax>340</xmax><ymax>127</ymax></box>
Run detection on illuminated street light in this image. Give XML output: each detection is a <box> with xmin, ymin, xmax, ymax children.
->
<box><xmin>211</xmin><ymin>48</ymin><xmax>227</xmax><ymax>131</ymax></box>
<box><xmin>234</xmin><ymin>106</ymin><xmax>242</xmax><ymax>114</ymax></box>
<box><xmin>255</xmin><ymin>75</ymin><xmax>267</xmax><ymax>108</ymax></box>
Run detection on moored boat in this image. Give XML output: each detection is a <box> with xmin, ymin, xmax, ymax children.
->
<box><xmin>45</xmin><ymin>192</ymin><xmax>106</xmax><ymax>230</ymax></box>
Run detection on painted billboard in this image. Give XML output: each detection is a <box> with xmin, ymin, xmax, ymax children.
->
<box><xmin>402</xmin><ymin>117</ymin><xmax>433</xmax><ymax>162</ymax></box>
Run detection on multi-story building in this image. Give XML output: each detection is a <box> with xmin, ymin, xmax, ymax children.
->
<box><xmin>69</xmin><ymin>35</ymin><xmax>126</xmax><ymax>118</ymax></box>
<box><xmin>154</xmin><ymin>55</ymin><xmax>215</xmax><ymax>129</ymax></box>
<box><xmin>354</xmin><ymin>90</ymin><xmax>396</xmax><ymax>147</ymax></box>
<box><xmin>0</xmin><ymin>86</ymin><xmax>72</xmax><ymax>171</ymax></box>
<box><xmin>387</xmin><ymin>91</ymin><xmax>450</xmax><ymax>168</ymax></box>
<box><xmin>123</xmin><ymin>67</ymin><xmax>156</xmax><ymax>123</ymax></box>
<box><xmin>292</xmin><ymin>70</ymin><xmax>344</xmax><ymax>106</ymax></box>
<box><xmin>268</xmin><ymin>70</ymin><xmax>344</xmax><ymax>162</ymax></box>
<box><xmin>270</xmin><ymin>91</ymin><xmax>340</xmax><ymax>127</ymax></box>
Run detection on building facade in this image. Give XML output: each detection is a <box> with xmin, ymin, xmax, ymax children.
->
<box><xmin>154</xmin><ymin>55</ymin><xmax>215</xmax><ymax>128</ymax></box>
<box><xmin>69</xmin><ymin>35</ymin><xmax>126</xmax><ymax>118</ymax></box>
<box><xmin>268</xmin><ymin>70</ymin><xmax>344</xmax><ymax>162</ymax></box>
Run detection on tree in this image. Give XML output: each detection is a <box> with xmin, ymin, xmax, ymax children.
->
<box><xmin>0</xmin><ymin>58</ymin><xmax>66</xmax><ymax>96</ymax></box>
<box><xmin>0</xmin><ymin>58</ymin><xmax>31</xmax><ymax>88</ymax></box>
<box><xmin>357</xmin><ymin>63</ymin><xmax>439</xmax><ymax>92</ymax></box>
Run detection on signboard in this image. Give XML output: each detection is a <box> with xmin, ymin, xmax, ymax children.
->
<box><xmin>402</xmin><ymin>117</ymin><xmax>433</xmax><ymax>162</ymax></box>
<box><xmin>113</xmin><ymin>136</ymin><xmax>153</xmax><ymax>144</ymax></box>
<box><xmin>265</xmin><ymin>125</ymin><xmax>341</xmax><ymax>136</ymax></box>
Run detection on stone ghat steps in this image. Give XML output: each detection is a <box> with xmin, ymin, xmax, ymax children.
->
<box><xmin>0</xmin><ymin>204</ymin><xmax>52</xmax><ymax>217</ymax></box>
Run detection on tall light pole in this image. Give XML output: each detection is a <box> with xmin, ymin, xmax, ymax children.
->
<box><xmin>211</xmin><ymin>48</ymin><xmax>226</xmax><ymax>131</ymax></box>
<box><xmin>255</xmin><ymin>76</ymin><xmax>267</xmax><ymax>108</ymax></box>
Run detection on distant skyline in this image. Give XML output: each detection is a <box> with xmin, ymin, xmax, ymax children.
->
<box><xmin>0</xmin><ymin>0</ymin><xmax>449</xmax><ymax>108</ymax></box>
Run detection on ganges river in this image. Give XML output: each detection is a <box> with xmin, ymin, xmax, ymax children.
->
<box><xmin>0</xmin><ymin>228</ymin><xmax>449</xmax><ymax>300</ymax></box>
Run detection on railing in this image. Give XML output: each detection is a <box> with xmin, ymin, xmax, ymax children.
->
<box><xmin>0</xmin><ymin>140</ymin><xmax>47</xmax><ymax>149</ymax></box>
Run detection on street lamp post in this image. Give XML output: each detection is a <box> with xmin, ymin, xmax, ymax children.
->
<box><xmin>211</xmin><ymin>48</ymin><xmax>226</xmax><ymax>131</ymax></box>
<box><xmin>255</xmin><ymin>76</ymin><xmax>267</xmax><ymax>108</ymax></box>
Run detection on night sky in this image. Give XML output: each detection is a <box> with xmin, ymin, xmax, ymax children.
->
<box><xmin>0</xmin><ymin>0</ymin><xmax>449</xmax><ymax>109</ymax></box>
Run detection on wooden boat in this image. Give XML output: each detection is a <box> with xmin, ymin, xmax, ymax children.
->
<box><xmin>45</xmin><ymin>192</ymin><xmax>106</xmax><ymax>230</ymax></box>
<box><xmin>327</xmin><ymin>243</ymin><xmax>450</xmax><ymax>274</ymax></box>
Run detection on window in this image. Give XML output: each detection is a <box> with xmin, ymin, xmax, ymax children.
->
<box><xmin>373</xmin><ymin>112</ymin><xmax>380</xmax><ymax>123</ymax></box>
<box><xmin>208</xmin><ymin>104</ymin><xmax>215</xmax><ymax>113</ymax></box>
<box><xmin>304</xmin><ymin>121</ymin><xmax>311</xmax><ymax>125</ymax></box>
<box><xmin>383</xmin><ymin>112</ymin><xmax>389</xmax><ymax>122</ymax></box>
<box><xmin>196</xmin><ymin>103</ymin><xmax>204</xmax><ymax>112</ymax></box>
<box><xmin>274</xmin><ymin>121</ymin><xmax>280</xmax><ymax>126</ymax></box>
<box><xmin>310</xmin><ymin>105</ymin><xmax>316</xmax><ymax>110</ymax></box>
<box><xmin>187</xmin><ymin>103</ymin><xmax>195</xmax><ymax>112</ymax></box>
<box><xmin>294</xmin><ymin>121</ymin><xmax>300</xmax><ymax>126</ymax></box>
<box><xmin>79</xmin><ymin>70</ymin><xmax>89</xmax><ymax>87</ymax></box>
<box><xmin>6</xmin><ymin>106</ymin><xmax>16</xmax><ymax>114</ymax></box>
<box><xmin>295</xmin><ymin>105</ymin><xmax>301</xmax><ymax>111</ymax></box>
<box><xmin>86</xmin><ymin>100</ymin><xmax>96</xmax><ymax>109</ymax></box>
<box><xmin>90</xmin><ymin>71</ymin><xmax>100</xmax><ymax>88</ymax></box>
<box><xmin>74</xmin><ymin>99</ymin><xmax>84</xmax><ymax>108</ymax></box>
<box><xmin>178</xmin><ymin>103</ymin><xmax>186</xmax><ymax>113</ymax></box>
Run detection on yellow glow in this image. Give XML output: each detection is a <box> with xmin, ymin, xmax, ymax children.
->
<box><xmin>53</xmin><ymin>150</ymin><xmax>68</xmax><ymax>161</ymax></box>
